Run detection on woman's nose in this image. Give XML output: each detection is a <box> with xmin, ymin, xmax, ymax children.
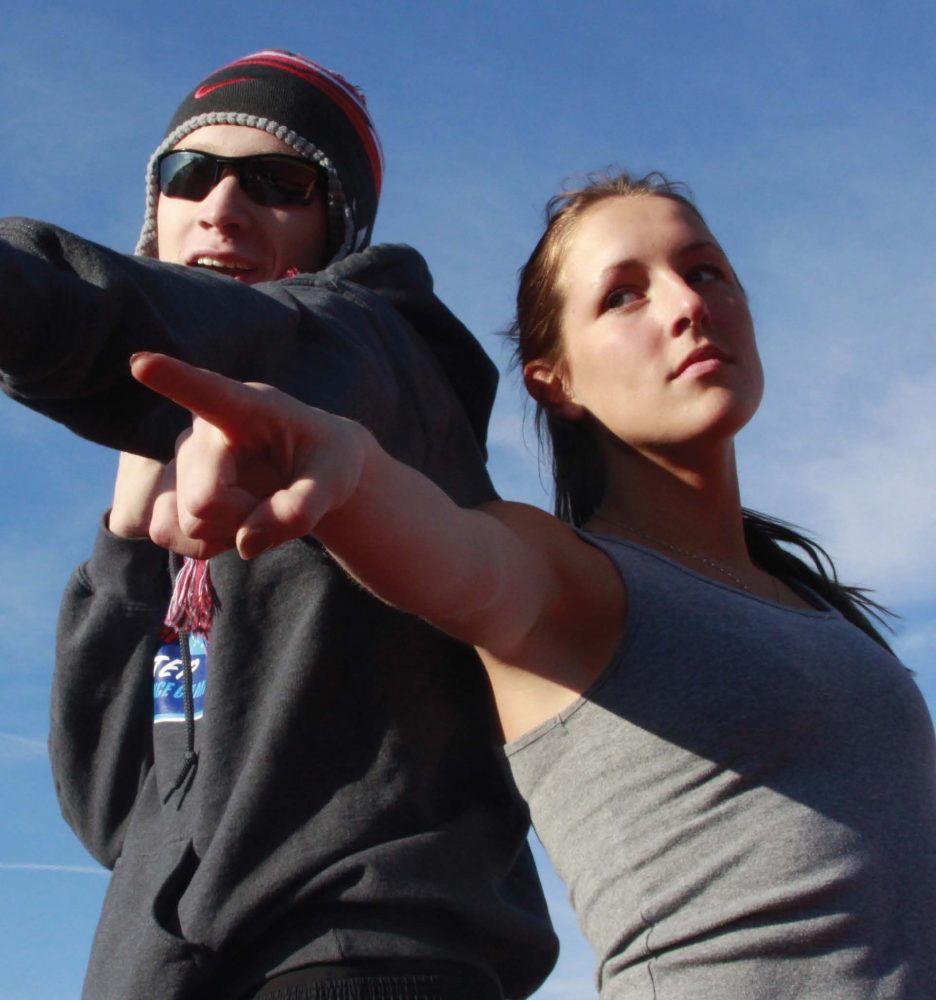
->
<box><xmin>663</xmin><ymin>276</ymin><xmax>710</xmax><ymax>336</ymax></box>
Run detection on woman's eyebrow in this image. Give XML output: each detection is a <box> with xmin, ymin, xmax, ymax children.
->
<box><xmin>678</xmin><ymin>239</ymin><xmax>724</xmax><ymax>257</ymax></box>
<box><xmin>596</xmin><ymin>257</ymin><xmax>640</xmax><ymax>283</ymax></box>
<box><xmin>596</xmin><ymin>240</ymin><xmax>724</xmax><ymax>283</ymax></box>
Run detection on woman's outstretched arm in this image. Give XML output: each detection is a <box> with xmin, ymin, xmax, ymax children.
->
<box><xmin>132</xmin><ymin>352</ymin><xmax>624</xmax><ymax>739</ymax></box>
<box><xmin>130</xmin><ymin>352</ymin><xmax>613</xmax><ymax>669</ymax></box>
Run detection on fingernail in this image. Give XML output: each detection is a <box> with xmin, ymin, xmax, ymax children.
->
<box><xmin>238</xmin><ymin>532</ymin><xmax>274</xmax><ymax>560</ymax></box>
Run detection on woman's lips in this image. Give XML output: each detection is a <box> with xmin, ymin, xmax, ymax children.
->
<box><xmin>671</xmin><ymin>344</ymin><xmax>732</xmax><ymax>379</ymax></box>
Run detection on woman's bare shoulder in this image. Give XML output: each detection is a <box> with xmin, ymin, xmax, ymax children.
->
<box><xmin>475</xmin><ymin>500</ymin><xmax>629</xmax><ymax>741</ymax></box>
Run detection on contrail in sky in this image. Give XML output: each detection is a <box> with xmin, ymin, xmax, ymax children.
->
<box><xmin>0</xmin><ymin>863</ymin><xmax>107</xmax><ymax>876</ymax></box>
<box><xmin>0</xmin><ymin>732</ymin><xmax>47</xmax><ymax>757</ymax></box>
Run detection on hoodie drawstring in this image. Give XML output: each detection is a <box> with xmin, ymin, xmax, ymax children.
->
<box><xmin>161</xmin><ymin>554</ymin><xmax>216</xmax><ymax>805</ymax></box>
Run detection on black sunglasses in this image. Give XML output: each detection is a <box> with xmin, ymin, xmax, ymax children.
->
<box><xmin>157</xmin><ymin>149</ymin><xmax>322</xmax><ymax>207</ymax></box>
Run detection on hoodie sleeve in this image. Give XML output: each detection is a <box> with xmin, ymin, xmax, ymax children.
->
<box><xmin>0</xmin><ymin>218</ymin><xmax>496</xmax><ymax>498</ymax></box>
<box><xmin>0</xmin><ymin>218</ymin><xmax>313</xmax><ymax>460</ymax></box>
<box><xmin>0</xmin><ymin>221</ymin><xmax>375</xmax><ymax>461</ymax></box>
<box><xmin>51</xmin><ymin>521</ymin><xmax>171</xmax><ymax>868</ymax></box>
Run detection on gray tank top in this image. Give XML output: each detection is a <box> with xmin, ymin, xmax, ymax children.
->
<box><xmin>505</xmin><ymin>533</ymin><xmax>936</xmax><ymax>998</ymax></box>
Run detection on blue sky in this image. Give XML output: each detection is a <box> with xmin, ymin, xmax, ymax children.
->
<box><xmin>1</xmin><ymin>2</ymin><xmax>934</xmax><ymax>996</ymax></box>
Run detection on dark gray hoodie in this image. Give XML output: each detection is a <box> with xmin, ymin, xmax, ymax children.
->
<box><xmin>0</xmin><ymin>218</ymin><xmax>558</xmax><ymax>999</ymax></box>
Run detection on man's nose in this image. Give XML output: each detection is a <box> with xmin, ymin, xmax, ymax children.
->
<box><xmin>196</xmin><ymin>171</ymin><xmax>253</xmax><ymax>232</ymax></box>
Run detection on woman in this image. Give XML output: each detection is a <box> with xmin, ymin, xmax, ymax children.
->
<box><xmin>133</xmin><ymin>172</ymin><xmax>936</xmax><ymax>998</ymax></box>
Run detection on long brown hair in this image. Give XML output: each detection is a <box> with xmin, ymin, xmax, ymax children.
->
<box><xmin>507</xmin><ymin>170</ymin><xmax>893</xmax><ymax>649</ymax></box>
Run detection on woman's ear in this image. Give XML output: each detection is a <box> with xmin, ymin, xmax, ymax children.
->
<box><xmin>523</xmin><ymin>360</ymin><xmax>586</xmax><ymax>421</ymax></box>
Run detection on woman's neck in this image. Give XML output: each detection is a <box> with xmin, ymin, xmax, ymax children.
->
<box><xmin>589</xmin><ymin>439</ymin><xmax>755</xmax><ymax>576</ymax></box>
<box><xmin>582</xmin><ymin>417</ymin><xmax>810</xmax><ymax>607</ymax></box>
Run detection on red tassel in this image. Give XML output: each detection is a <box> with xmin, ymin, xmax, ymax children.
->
<box><xmin>165</xmin><ymin>557</ymin><xmax>216</xmax><ymax>635</ymax></box>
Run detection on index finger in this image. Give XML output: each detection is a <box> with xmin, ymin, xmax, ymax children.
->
<box><xmin>130</xmin><ymin>352</ymin><xmax>267</xmax><ymax>439</ymax></box>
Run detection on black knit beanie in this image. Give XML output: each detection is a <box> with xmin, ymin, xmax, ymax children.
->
<box><xmin>136</xmin><ymin>49</ymin><xmax>383</xmax><ymax>265</ymax></box>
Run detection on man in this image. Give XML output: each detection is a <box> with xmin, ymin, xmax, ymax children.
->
<box><xmin>0</xmin><ymin>51</ymin><xmax>556</xmax><ymax>999</ymax></box>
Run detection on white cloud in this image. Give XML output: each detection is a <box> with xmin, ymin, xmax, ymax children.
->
<box><xmin>487</xmin><ymin>392</ymin><xmax>531</xmax><ymax>450</ymax></box>
<box><xmin>485</xmin><ymin>386</ymin><xmax>552</xmax><ymax>509</ymax></box>
<box><xmin>745</xmin><ymin>368</ymin><xmax>936</xmax><ymax>606</ymax></box>
<box><xmin>0</xmin><ymin>541</ymin><xmax>77</xmax><ymax>667</ymax></box>
<box><xmin>802</xmin><ymin>371</ymin><xmax>936</xmax><ymax>598</ymax></box>
<box><xmin>894</xmin><ymin>619</ymin><xmax>936</xmax><ymax>680</ymax></box>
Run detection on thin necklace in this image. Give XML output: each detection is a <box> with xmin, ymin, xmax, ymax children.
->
<box><xmin>591</xmin><ymin>514</ymin><xmax>779</xmax><ymax>600</ymax></box>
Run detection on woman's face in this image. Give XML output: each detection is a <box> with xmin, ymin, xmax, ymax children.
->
<box><xmin>533</xmin><ymin>195</ymin><xmax>764</xmax><ymax>462</ymax></box>
<box><xmin>156</xmin><ymin>124</ymin><xmax>328</xmax><ymax>284</ymax></box>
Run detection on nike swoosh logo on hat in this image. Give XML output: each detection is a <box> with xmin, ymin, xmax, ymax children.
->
<box><xmin>194</xmin><ymin>77</ymin><xmax>254</xmax><ymax>99</ymax></box>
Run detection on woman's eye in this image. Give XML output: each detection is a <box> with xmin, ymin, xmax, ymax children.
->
<box><xmin>603</xmin><ymin>287</ymin><xmax>640</xmax><ymax>310</ymax></box>
<box><xmin>686</xmin><ymin>263</ymin><xmax>726</xmax><ymax>285</ymax></box>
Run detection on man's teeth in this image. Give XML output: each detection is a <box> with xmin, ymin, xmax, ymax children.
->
<box><xmin>193</xmin><ymin>257</ymin><xmax>252</xmax><ymax>271</ymax></box>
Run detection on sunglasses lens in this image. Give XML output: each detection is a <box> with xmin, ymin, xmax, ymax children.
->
<box><xmin>157</xmin><ymin>151</ymin><xmax>321</xmax><ymax>206</ymax></box>
<box><xmin>241</xmin><ymin>158</ymin><xmax>320</xmax><ymax>206</ymax></box>
<box><xmin>158</xmin><ymin>151</ymin><xmax>216</xmax><ymax>201</ymax></box>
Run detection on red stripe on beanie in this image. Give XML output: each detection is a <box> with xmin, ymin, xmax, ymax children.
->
<box><xmin>217</xmin><ymin>51</ymin><xmax>383</xmax><ymax>195</ymax></box>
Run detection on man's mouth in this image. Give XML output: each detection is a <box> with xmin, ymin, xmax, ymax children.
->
<box><xmin>188</xmin><ymin>255</ymin><xmax>257</xmax><ymax>280</ymax></box>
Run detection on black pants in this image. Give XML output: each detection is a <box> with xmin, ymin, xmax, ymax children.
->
<box><xmin>248</xmin><ymin>960</ymin><xmax>503</xmax><ymax>1000</ymax></box>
